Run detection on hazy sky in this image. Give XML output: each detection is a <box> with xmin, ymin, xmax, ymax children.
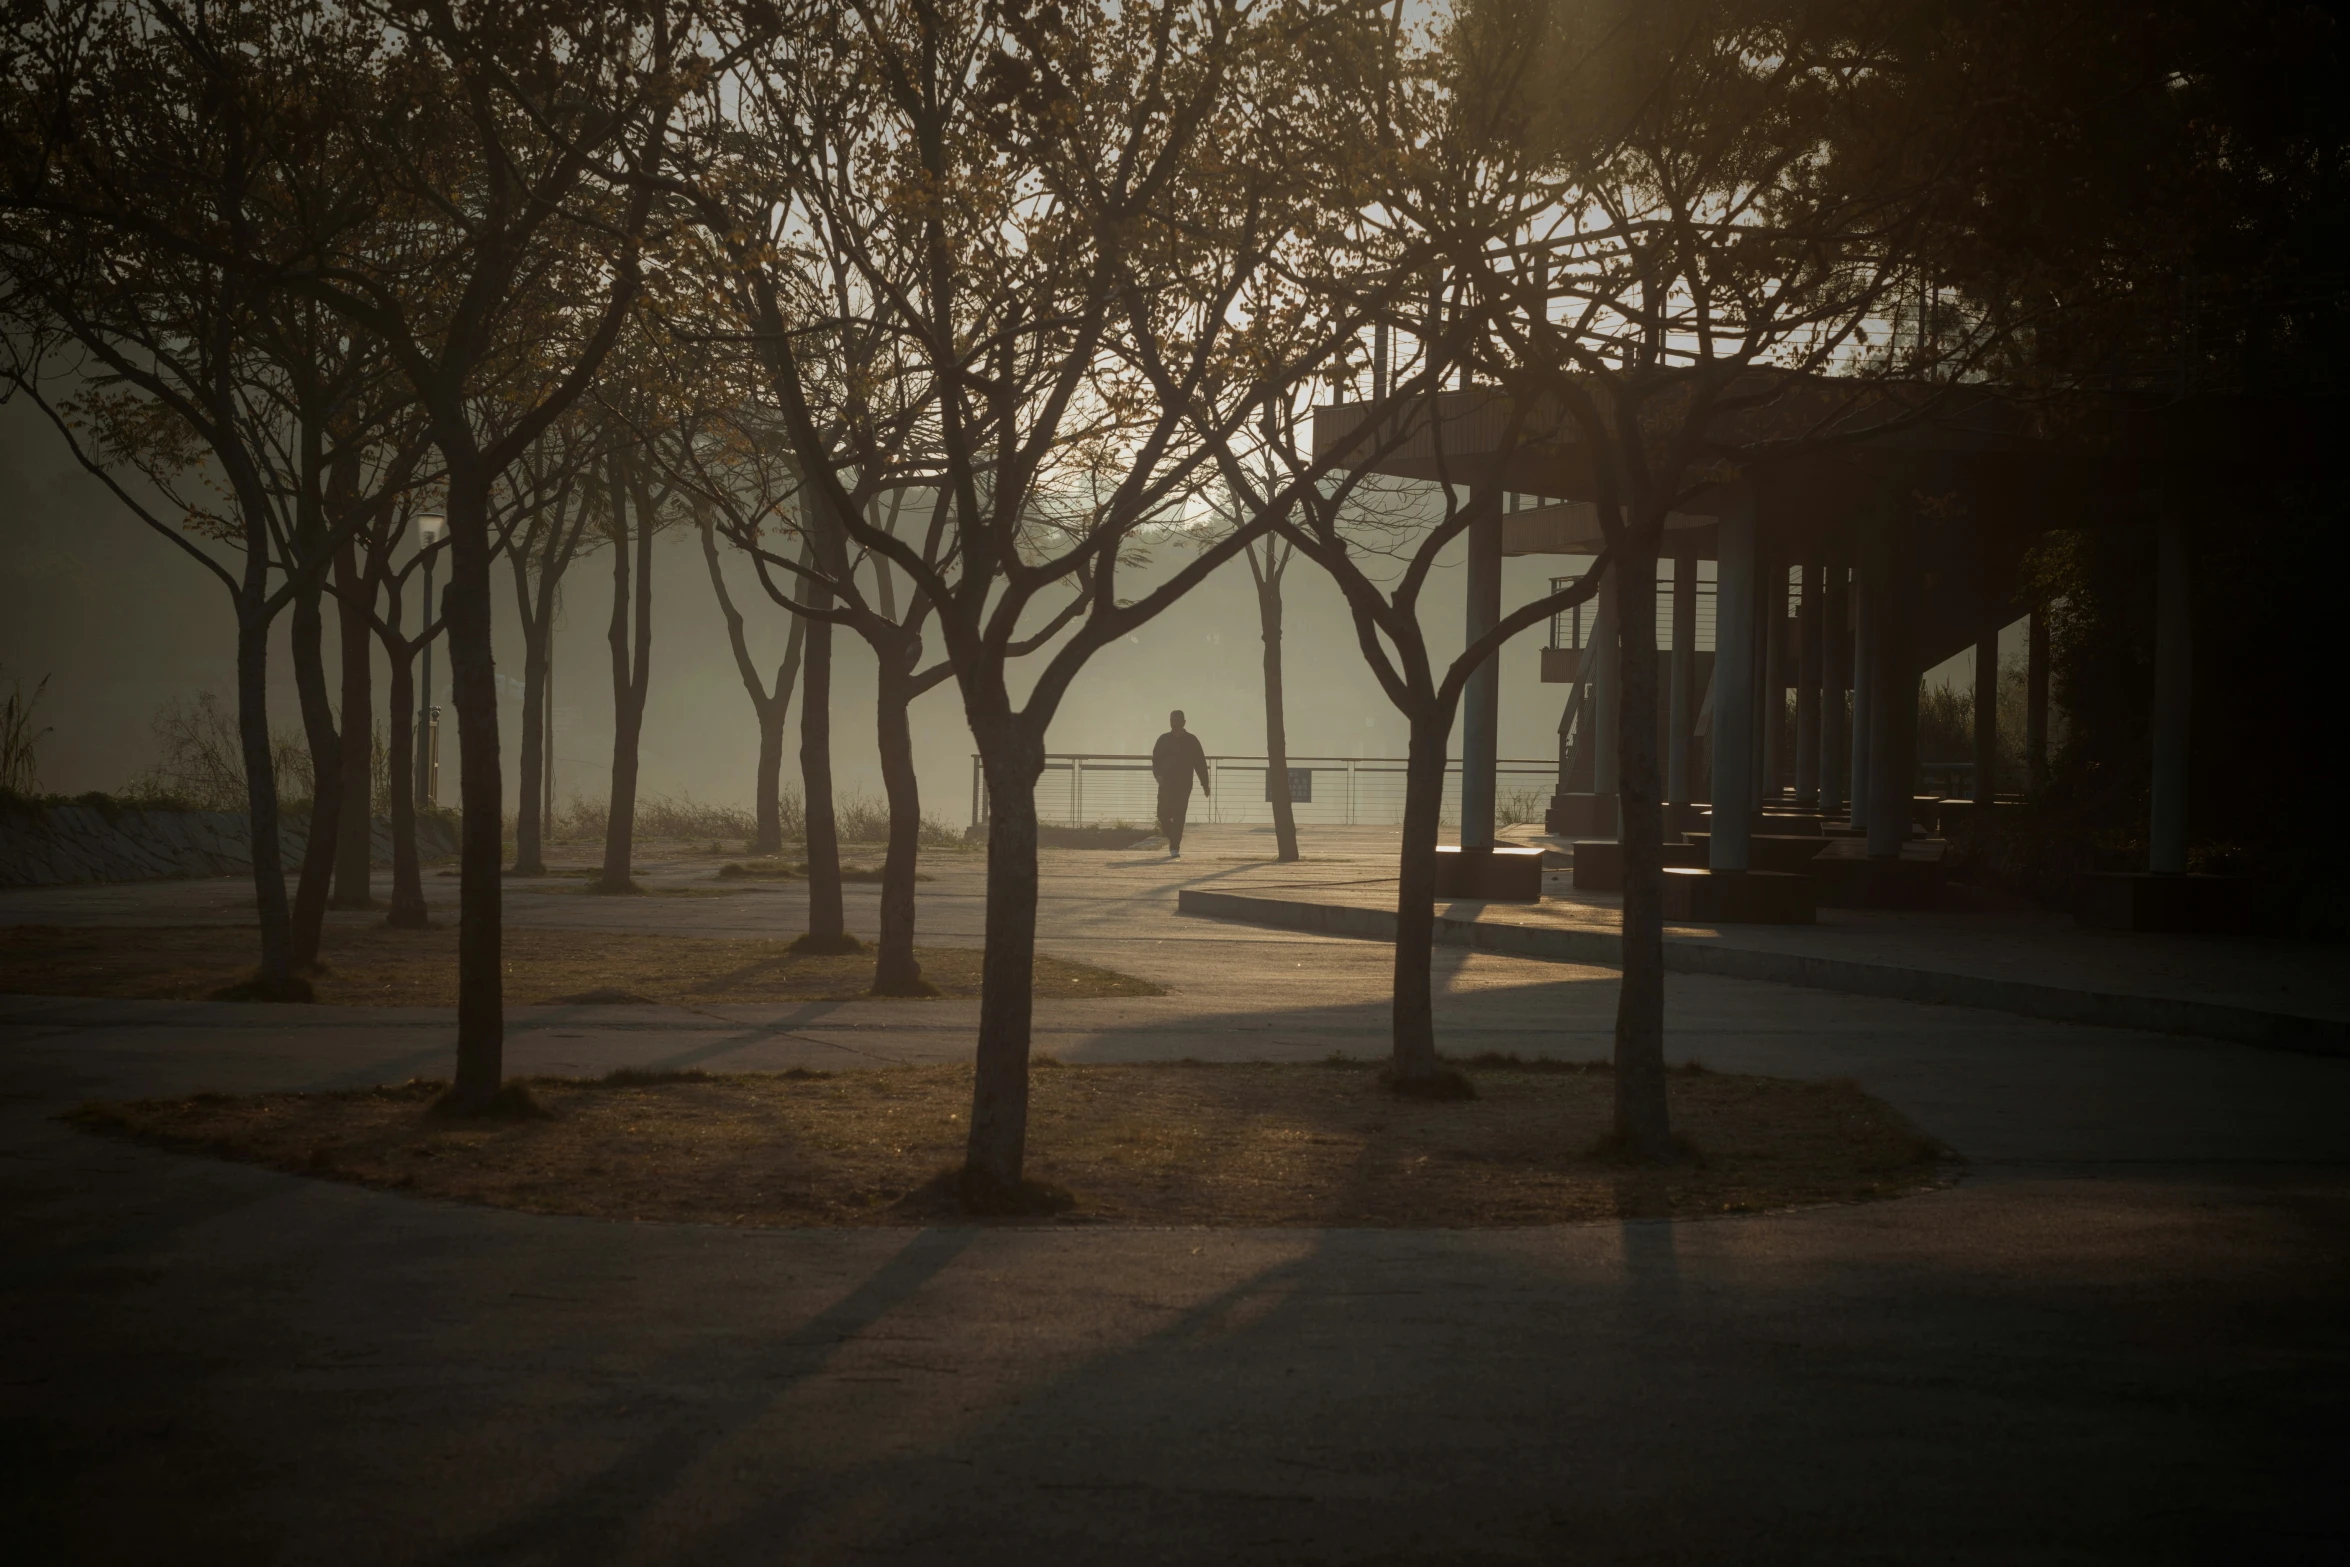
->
<box><xmin>1</xmin><ymin>388</ymin><xmax>2015</xmax><ymax>830</ymax></box>
<box><xmin>1</xmin><ymin>397</ymin><xmax>1608</xmax><ymax>827</ymax></box>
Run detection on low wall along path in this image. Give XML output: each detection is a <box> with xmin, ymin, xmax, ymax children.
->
<box><xmin>0</xmin><ymin>802</ymin><xmax>457</xmax><ymax>888</ymax></box>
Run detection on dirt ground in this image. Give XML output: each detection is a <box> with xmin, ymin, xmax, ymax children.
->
<box><xmin>71</xmin><ymin>1060</ymin><xmax>1953</xmax><ymax>1227</ymax></box>
<box><xmin>0</xmin><ymin>924</ymin><xmax>1160</xmax><ymax>1005</ymax></box>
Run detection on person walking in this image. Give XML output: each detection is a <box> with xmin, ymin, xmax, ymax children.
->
<box><xmin>1151</xmin><ymin>710</ymin><xmax>1211</xmax><ymax>859</ymax></box>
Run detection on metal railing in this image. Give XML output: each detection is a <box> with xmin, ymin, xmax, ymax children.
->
<box><xmin>971</xmin><ymin>753</ymin><xmax>1561</xmax><ymax>830</ymax></box>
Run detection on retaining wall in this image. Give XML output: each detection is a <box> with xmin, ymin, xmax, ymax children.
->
<box><xmin>0</xmin><ymin>803</ymin><xmax>458</xmax><ymax>888</ymax></box>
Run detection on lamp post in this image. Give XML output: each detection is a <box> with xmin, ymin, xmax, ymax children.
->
<box><xmin>413</xmin><ymin>514</ymin><xmax>446</xmax><ymax>809</ymax></box>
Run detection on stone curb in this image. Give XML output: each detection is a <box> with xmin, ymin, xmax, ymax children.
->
<box><xmin>1175</xmin><ymin>888</ymin><xmax>2350</xmax><ymax>1058</ymax></box>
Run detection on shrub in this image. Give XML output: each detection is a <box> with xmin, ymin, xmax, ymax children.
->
<box><xmin>557</xmin><ymin>785</ymin><xmax>958</xmax><ymax>848</ymax></box>
<box><xmin>0</xmin><ymin>667</ymin><xmax>51</xmax><ymax>794</ymax></box>
<box><xmin>1496</xmin><ymin>786</ymin><xmax>1548</xmax><ymax>827</ymax></box>
<box><xmin>119</xmin><ymin>692</ymin><xmax>309</xmax><ymax>812</ymax></box>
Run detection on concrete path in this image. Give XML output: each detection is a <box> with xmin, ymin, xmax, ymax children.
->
<box><xmin>1163</xmin><ymin>827</ymin><xmax>2350</xmax><ymax>1049</ymax></box>
<box><xmin>4</xmin><ymin>825</ymin><xmax>2347</xmax><ymax>1562</ymax></box>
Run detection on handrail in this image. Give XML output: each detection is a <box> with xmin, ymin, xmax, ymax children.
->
<box><xmin>969</xmin><ymin>751</ymin><xmax>1560</xmax><ymax>830</ymax></box>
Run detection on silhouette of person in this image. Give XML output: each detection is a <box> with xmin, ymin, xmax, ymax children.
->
<box><xmin>1151</xmin><ymin>709</ymin><xmax>1210</xmax><ymax>859</ymax></box>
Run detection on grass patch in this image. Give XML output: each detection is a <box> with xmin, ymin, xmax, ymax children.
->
<box><xmin>0</xmin><ymin>924</ymin><xmax>1162</xmax><ymax>1006</ymax></box>
<box><xmin>68</xmin><ymin>1061</ymin><xmax>1954</xmax><ymax>1228</ymax></box>
<box><xmin>717</xmin><ymin>860</ymin><xmax>803</xmax><ymax>880</ymax></box>
<box><xmin>718</xmin><ymin>859</ymin><xmax>932</xmax><ymax>883</ymax></box>
<box><xmin>535</xmin><ymin>884</ymin><xmax>760</xmax><ymax>899</ymax></box>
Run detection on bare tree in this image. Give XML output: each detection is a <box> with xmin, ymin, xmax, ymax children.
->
<box><xmin>591</xmin><ymin>440</ymin><xmax>677</xmax><ymax>892</ymax></box>
<box><xmin>360</xmin><ymin>516</ymin><xmax>448</xmax><ymax>930</ymax></box>
<box><xmin>1213</xmin><ymin>381</ymin><xmax>1608</xmax><ymax>1091</ymax></box>
<box><xmin>661</xmin><ymin>400</ymin><xmax>954</xmax><ymax>985</ymax></box>
<box><xmin>497</xmin><ymin>421</ymin><xmax>601</xmax><ymax>876</ymax></box>
<box><xmin>697</xmin><ymin>506</ymin><xmax>805</xmax><ymax>857</ymax></box>
<box><xmin>1463</xmin><ymin>0</ymin><xmax>2011</xmax><ymax>1153</ymax></box>
<box><xmin>669</xmin><ymin>0</ymin><xmax>1416</xmax><ymax>1188</ymax></box>
<box><xmin>270</xmin><ymin>3</ymin><xmax>695</xmax><ymax>1108</ymax></box>
<box><xmin>1243</xmin><ymin>531</ymin><xmax>1303</xmax><ymax>862</ymax></box>
<box><xmin>0</xmin><ymin>2</ymin><xmax>428</xmax><ymax>992</ymax></box>
<box><xmin>1142</xmin><ymin>4</ymin><xmax>1610</xmax><ymax>1091</ymax></box>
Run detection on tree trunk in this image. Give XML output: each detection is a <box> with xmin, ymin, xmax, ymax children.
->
<box><xmin>382</xmin><ymin>637</ymin><xmax>429</xmax><ymax>929</ymax></box>
<box><xmin>871</xmin><ymin>650</ymin><xmax>929</xmax><ymax>994</ymax></box>
<box><xmin>754</xmin><ymin>676</ymin><xmax>790</xmax><ymax>855</ymax></box>
<box><xmin>442</xmin><ymin>472</ymin><xmax>506</xmax><ymax>1109</ymax></box>
<box><xmin>513</xmin><ymin>618</ymin><xmax>550</xmax><ymax>875</ymax></box>
<box><xmin>288</xmin><ymin>572</ymin><xmax>343</xmax><ymax>972</ymax></box>
<box><xmin>599</xmin><ymin>467</ymin><xmax>654</xmax><ymax>893</ymax></box>
<box><xmin>332</xmin><ymin>539</ymin><xmax>375</xmax><ymax>907</ymax></box>
<box><xmin>2026</xmin><ymin>603</ymin><xmax>2050</xmax><ymax>794</ymax></box>
<box><xmin>1611</xmin><ymin>545</ymin><xmax>1673</xmax><ymax>1158</ymax></box>
<box><xmin>1258</xmin><ymin>573</ymin><xmax>1299</xmax><ymax>863</ymax></box>
<box><xmin>513</xmin><ymin>495</ymin><xmax>584</xmax><ymax>876</ymax></box>
<box><xmin>966</xmin><ymin>720</ymin><xmax>1044</xmax><ymax>1184</ymax></box>
<box><xmin>235</xmin><ymin>577</ymin><xmax>301</xmax><ymax>997</ymax></box>
<box><xmin>1388</xmin><ymin>711</ymin><xmax>1450</xmax><ymax>1082</ymax></box>
<box><xmin>700</xmin><ymin>515</ymin><xmax>802</xmax><ymax>856</ymax></box>
<box><xmin>797</xmin><ymin>601</ymin><xmax>851</xmax><ymax>949</ymax></box>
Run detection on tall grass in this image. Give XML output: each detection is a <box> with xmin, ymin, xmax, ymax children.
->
<box><xmin>1916</xmin><ymin>657</ymin><xmax>2030</xmax><ymax>788</ymax></box>
<box><xmin>0</xmin><ymin>667</ymin><xmax>51</xmax><ymax>794</ymax></box>
<box><xmin>119</xmin><ymin>692</ymin><xmax>310</xmax><ymax>812</ymax></box>
<box><xmin>1496</xmin><ymin>786</ymin><xmax>1549</xmax><ymax>827</ymax></box>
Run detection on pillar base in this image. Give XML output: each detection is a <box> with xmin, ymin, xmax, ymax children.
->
<box><xmin>1664</xmin><ymin>801</ymin><xmax>1709</xmax><ymax>837</ymax></box>
<box><xmin>1660</xmin><ymin>867</ymin><xmax>1816</xmax><ymax>925</ymax></box>
<box><xmin>1570</xmin><ymin>839</ymin><xmax>1704</xmax><ymax>893</ymax></box>
<box><xmin>1810</xmin><ymin>838</ymin><xmax>1946</xmax><ymax>908</ymax></box>
<box><xmin>1696</xmin><ymin>809</ymin><xmax>1823</xmax><ymax>838</ymax></box>
<box><xmin>1544</xmin><ymin>792</ymin><xmax>1618</xmax><ymax>838</ymax></box>
<box><xmin>1434</xmin><ymin>845</ymin><xmax>1545</xmax><ymax>903</ymax></box>
<box><xmin>1685</xmin><ymin>833</ymin><xmax>1837</xmax><ymax>875</ymax></box>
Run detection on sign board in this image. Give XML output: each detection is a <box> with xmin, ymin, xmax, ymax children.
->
<box><xmin>1265</xmin><ymin>768</ymin><xmax>1313</xmax><ymax>804</ymax></box>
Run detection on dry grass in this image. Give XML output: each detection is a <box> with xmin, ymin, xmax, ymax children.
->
<box><xmin>715</xmin><ymin>859</ymin><xmax>931</xmax><ymax>883</ymax></box>
<box><xmin>1036</xmin><ymin>825</ymin><xmax>1157</xmax><ymax>850</ymax></box>
<box><xmin>0</xmin><ymin>924</ymin><xmax>1160</xmax><ymax>1006</ymax></box>
<box><xmin>69</xmin><ymin>1059</ymin><xmax>1954</xmax><ymax>1228</ymax></box>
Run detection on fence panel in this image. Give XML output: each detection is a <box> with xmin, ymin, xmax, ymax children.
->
<box><xmin>980</xmin><ymin>754</ymin><xmax>1559</xmax><ymax>830</ymax></box>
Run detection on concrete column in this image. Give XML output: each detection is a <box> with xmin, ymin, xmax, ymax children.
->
<box><xmin>1971</xmin><ymin>613</ymin><xmax>1999</xmax><ymax>806</ymax></box>
<box><xmin>1865</xmin><ymin>522</ymin><xmax>1915</xmax><ymax>860</ymax></box>
<box><xmin>1759</xmin><ymin>550</ymin><xmax>1785</xmax><ymax>804</ymax></box>
<box><xmin>1795</xmin><ymin>558</ymin><xmax>1822</xmax><ymax>806</ymax></box>
<box><xmin>1667</xmin><ymin>553</ymin><xmax>1695</xmax><ymax>806</ymax></box>
<box><xmin>1709</xmin><ymin>497</ymin><xmax>1758</xmax><ymax>871</ymax></box>
<box><xmin>2026</xmin><ymin>602</ymin><xmax>2050</xmax><ymax>794</ymax></box>
<box><xmin>1459</xmin><ymin>489</ymin><xmax>1503</xmax><ymax>848</ymax></box>
<box><xmin>1848</xmin><ymin>558</ymin><xmax>1873</xmax><ymax>831</ymax></box>
<box><xmin>1820</xmin><ymin>554</ymin><xmax>1847</xmax><ymax>818</ymax></box>
<box><xmin>2150</xmin><ymin>510</ymin><xmax>2191</xmax><ymax>875</ymax></box>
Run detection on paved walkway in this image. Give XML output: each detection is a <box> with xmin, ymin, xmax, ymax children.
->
<box><xmin>1173</xmin><ymin>824</ymin><xmax>2350</xmax><ymax>1045</ymax></box>
<box><xmin>4</xmin><ymin>825</ymin><xmax>2347</xmax><ymax>1562</ymax></box>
